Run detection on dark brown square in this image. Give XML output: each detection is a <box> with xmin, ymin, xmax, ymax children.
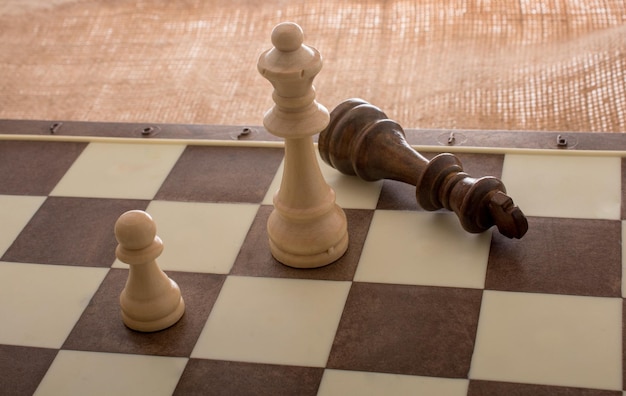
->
<box><xmin>485</xmin><ymin>217</ymin><xmax>622</xmax><ymax>297</ymax></box>
<box><xmin>173</xmin><ymin>359</ymin><xmax>323</xmax><ymax>396</ymax></box>
<box><xmin>155</xmin><ymin>146</ymin><xmax>283</xmax><ymax>203</ymax></box>
<box><xmin>376</xmin><ymin>153</ymin><xmax>505</xmax><ymax>210</ymax></box>
<box><xmin>231</xmin><ymin>206</ymin><xmax>373</xmax><ymax>281</ymax></box>
<box><xmin>0</xmin><ymin>140</ymin><xmax>86</xmax><ymax>196</ymax></box>
<box><xmin>377</xmin><ymin>180</ymin><xmax>419</xmax><ymax>210</ymax></box>
<box><xmin>327</xmin><ymin>282</ymin><xmax>482</xmax><ymax>377</ymax></box>
<box><xmin>468</xmin><ymin>379</ymin><xmax>622</xmax><ymax>396</ymax></box>
<box><xmin>1</xmin><ymin>197</ymin><xmax>148</xmax><ymax>267</ymax></box>
<box><xmin>62</xmin><ymin>269</ymin><xmax>225</xmax><ymax>357</ymax></box>
<box><xmin>0</xmin><ymin>345</ymin><xmax>58</xmax><ymax>396</ymax></box>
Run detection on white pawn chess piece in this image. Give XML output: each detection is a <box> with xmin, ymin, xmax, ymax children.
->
<box><xmin>257</xmin><ymin>22</ymin><xmax>349</xmax><ymax>268</ymax></box>
<box><xmin>115</xmin><ymin>210</ymin><xmax>185</xmax><ymax>332</ymax></box>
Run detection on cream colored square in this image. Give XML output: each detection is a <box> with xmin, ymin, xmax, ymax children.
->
<box><xmin>470</xmin><ymin>290</ymin><xmax>622</xmax><ymax>390</ymax></box>
<box><xmin>51</xmin><ymin>142</ymin><xmax>185</xmax><ymax>199</ymax></box>
<box><xmin>263</xmin><ymin>150</ymin><xmax>383</xmax><ymax>209</ymax></box>
<box><xmin>113</xmin><ymin>201</ymin><xmax>259</xmax><ymax>273</ymax></box>
<box><xmin>354</xmin><ymin>210</ymin><xmax>491</xmax><ymax>288</ymax></box>
<box><xmin>318</xmin><ymin>369</ymin><xmax>468</xmax><ymax>396</ymax></box>
<box><xmin>501</xmin><ymin>153</ymin><xmax>621</xmax><ymax>219</ymax></box>
<box><xmin>0</xmin><ymin>195</ymin><xmax>45</xmax><ymax>256</ymax></box>
<box><xmin>191</xmin><ymin>276</ymin><xmax>351</xmax><ymax>367</ymax></box>
<box><xmin>0</xmin><ymin>262</ymin><xmax>108</xmax><ymax>348</ymax></box>
<box><xmin>35</xmin><ymin>350</ymin><xmax>187</xmax><ymax>396</ymax></box>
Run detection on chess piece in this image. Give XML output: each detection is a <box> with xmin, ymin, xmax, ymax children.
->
<box><xmin>257</xmin><ymin>22</ymin><xmax>349</xmax><ymax>268</ymax></box>
<box><xmin>319</xmin><ymin>99</ymin><xmax>528</xmax><ymax>239</ymax></box>
<box><xmin>115</xmin><ymin>210</ymin><xmax>185</xmax><ymax>332</ymax></box>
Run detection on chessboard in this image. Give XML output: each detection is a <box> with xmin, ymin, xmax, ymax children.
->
<box><xmin>1</xmin><ymin>119</ymin><xmax>625</xmax><ymax>395</ymax></box>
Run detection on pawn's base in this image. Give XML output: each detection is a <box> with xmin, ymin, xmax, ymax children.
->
<box><xmin>121</xmin><ymin>293</ymin><xmax>185</xmax><ymax>332</ymax></box>
<box><xmin>120</xmin><ymin>279</ymin><xmax>185</xmax><ymax>333</ymax></box>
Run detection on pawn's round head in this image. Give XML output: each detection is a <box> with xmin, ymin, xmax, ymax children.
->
<box><xmin>271</xmin><ymin>22</ymin><xmax>304</xmax><ymax>52</ymax></box>
<box><xmin>115</xmin><ymin>210</ymin><xmax>156</xmax><ymax>250</ymax></box>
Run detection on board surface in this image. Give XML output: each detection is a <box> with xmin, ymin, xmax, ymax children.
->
<box><xmin>0</xmin><ymin>121</ymin><xmax>625</xmax><ymax>395</ymax></box>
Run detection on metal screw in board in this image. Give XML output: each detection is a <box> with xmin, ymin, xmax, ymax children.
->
<box><xmin>230</xmin><ymin>127</ymin><xmax>257</xmax><ymax>140</ymax></box>
<box><xmin>49</xmin><ymin>122</ymin><xmax>62</xmax><ymax>134</ymax></box>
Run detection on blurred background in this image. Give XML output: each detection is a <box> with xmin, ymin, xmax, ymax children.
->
<box><xmin>1</xmin><ymin>0</ymin><xmax>624</xmax><ymax>132</ymax></box>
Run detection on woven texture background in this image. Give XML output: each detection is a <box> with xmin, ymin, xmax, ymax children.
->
<box><xmin>1</xmin><ymin>0</ymin><xmax>625</xmax><ymax>132</ymax></box>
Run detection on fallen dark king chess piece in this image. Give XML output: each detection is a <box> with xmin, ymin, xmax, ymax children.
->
<box><xmin>319</xmin><ymin>98</ymin><xmax>528</xmax><ymax>239</ymax></box>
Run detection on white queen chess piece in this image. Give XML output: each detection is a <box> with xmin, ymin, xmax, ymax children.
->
<box><xmin>257</xmin><ymin>22</ymin><xmax>349</xmax><ymax>268</ymax></box>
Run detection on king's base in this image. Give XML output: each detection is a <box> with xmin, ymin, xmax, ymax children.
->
<box><xmin>267</xmin><ymin>206</ymin><xmax>349</xmax><ymax>268</ymax></box>
<box><xmin>121</xmin><ymin>297</ymin><xmax>185</xmax><ymax>332</ymax></box>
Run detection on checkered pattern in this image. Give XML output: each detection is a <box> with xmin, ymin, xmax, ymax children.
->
<box><xmin>0</xmin><ymin>136</ymin><xmax>623</xmax><ymax>395</ymax></box>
